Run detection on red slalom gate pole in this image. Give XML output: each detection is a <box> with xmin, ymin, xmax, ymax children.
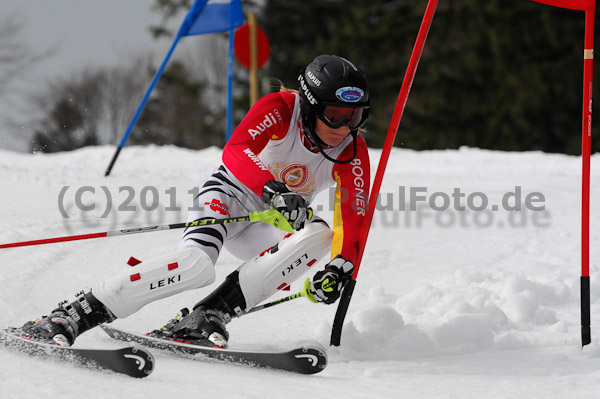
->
<box><xmin>330</xmin><ymin>0</ymin><xmax>439</xmax><ymax>346</ymax></box>
<box><xmin>531</xmin><ymin>0</ymin><xmax>595</xmax><ymax>346</ymax></box>
<box><xmin>581</xmin><ymin>0</ymin><xmax>595</xmax><ymax>347</ymax></box>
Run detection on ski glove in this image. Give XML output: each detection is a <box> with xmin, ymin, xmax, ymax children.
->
<box><xmin>305</xmin><ymin>255</ymin><xmax>354</xmax><ymax>304</ymax></box>
<box><xmin>262</xmin><ymin>180</ymin><xmax>312</xmax><ymax>231</ymax></box>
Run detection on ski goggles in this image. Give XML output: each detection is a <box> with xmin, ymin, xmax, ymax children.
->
<box><xmin>317</xmin><ymin>104</ymin><xmax>369</xmax><ymax>130</ymax></box>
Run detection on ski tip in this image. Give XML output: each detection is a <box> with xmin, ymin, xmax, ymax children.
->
<box><xmin>121</xmin><ymin>346</ymin><xmax>155</xmax><ymax>378</ymax></box>
<box><xmin>292</xmin><ymin>345</ymin><xmax>328</xmax><ymax>374</ymax></box>
<box><xmin>1</xmin><ymin>328</ymin><xmax>155</xmax><ymax>379</ymax></box>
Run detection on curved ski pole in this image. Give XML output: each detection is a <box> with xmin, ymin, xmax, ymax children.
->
<box><xmin>0</xmin><ymin>209</ymin><xmax>292</xmax><ymax>250</ymax></box>
<box><xmin>244</xmin><ymin>281</ymin><xmax>315</xmax><ymax>315</ymax></box>
<box><xmin>244</xmin><ymin>292</ymin><xmax>304</xmax><ymax>315</ymax></box>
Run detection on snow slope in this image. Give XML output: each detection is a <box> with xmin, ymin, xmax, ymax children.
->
<box><xmin>2</xmin><ymin>145</ymin><xmax>600</xmax><ymax>398</ymax></box>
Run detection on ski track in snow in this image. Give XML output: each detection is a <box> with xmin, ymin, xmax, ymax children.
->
<box><xmin>2</xmin><ymin>145</ymin><xmax>600</xmax><ymax>398</ymax></box>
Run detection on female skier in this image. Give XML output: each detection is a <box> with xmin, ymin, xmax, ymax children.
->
<box><xmin>18</xmin><ymin>54</ymin><xmax>371</xmax><ymax>348</ymax></box>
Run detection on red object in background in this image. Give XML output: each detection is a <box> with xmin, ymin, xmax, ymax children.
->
<box><xmin>234</xmin><ymin>23</ymin><xmax>270</xmax><ymax>69</ymax></box>
<box><xmin>530</xmin><ymin>0</ymin><xmax>592</xmax><ymax>11</ymax></box>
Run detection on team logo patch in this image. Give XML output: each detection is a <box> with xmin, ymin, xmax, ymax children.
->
<box><xmin>281</xmin><ymin>164</ymin><xmax>309</xmax><ymax>188</ymax></box>
<box><xmin>204</xmin><ymin>199</ymin><xmax>229</xmax><ymax>216</ymax></box>
<box><xmin>335</xmin><ymin>87</ymin><xmax>364</xmax><ymax>103</ymax></box>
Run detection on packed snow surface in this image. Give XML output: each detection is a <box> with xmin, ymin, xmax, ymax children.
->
<box><xmin>2</xmin><ymin>145</ymin><xmax>600</xmax><ymax>398</ymax></box>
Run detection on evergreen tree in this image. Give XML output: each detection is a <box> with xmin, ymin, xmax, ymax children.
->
<box><xmin>260</xmin><ymin>0</ymin><xmax>597</xmax><ymax>154</ymax></box>
<box><xmin>31</xmin><ymin>70</ymin><xmax>104</xmax><ymax>153</ymax></box>
<box><xmin>147</xmin><ymin>0</ymin><xmax>599</xmax><ymax>154</ymax></box>
<box><xmin>410</xmin><ymin>0</ymin><xmax>586</xmax><ymax>153</ymax></box>
<box><xmin>133</xmin><ymin>61</ymin><xmax>226</xmax><ymax>149</ymax></box>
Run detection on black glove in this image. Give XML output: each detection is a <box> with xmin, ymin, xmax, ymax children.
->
<box><xmin>262</xmin><ymin>180</ymin><xmax>311</xmax><ymax>231</ymax></box>
<box><xmin>305</xmin><ymin>255</ymin><xmax>354</xmax><ymax>304</ymax></box>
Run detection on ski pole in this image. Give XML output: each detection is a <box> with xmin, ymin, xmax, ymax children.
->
<box><xmin>0</xmin><ymin>209</ymin><xmax>293</xmax><ymax>250</ymax></box>
<box><xmin>246</xmin><ymin>281</ymin><xmax>315</xmax><ymax>315</ymax></box>
<box><xmin>245</xmin><ymin>291</ymin><xmax>306</xmax><ymax>315</ymax></box>
<box><xmin>245</xmin><ymin>278</ymin><xmax>321</xmax><ymax>315</ymax></box>
<box><xmin>330</xmin><ymin>0</ymin><xmax>439</xmax><ymax>346</ymax></box>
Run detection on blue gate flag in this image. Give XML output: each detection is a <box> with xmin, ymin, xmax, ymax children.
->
<box><xmin>183</xmin><ymin>0</ymin><xmax>244</xmax><ymax>36</ymax></box>
<box><xmin>104</xmin><ymin>0</ymin><xmax>244</xmax><ymax>176</ymax></box>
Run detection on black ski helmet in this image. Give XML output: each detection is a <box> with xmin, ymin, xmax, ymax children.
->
<box><xmin>298</xmin><ymin>54</ymin><xmax>370</xmax><ymax>164</ymax></box>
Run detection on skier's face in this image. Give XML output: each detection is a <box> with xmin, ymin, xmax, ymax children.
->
<box><xmin>314</xmin><ymin>118</ymin><xmax>351</xmax><ymax>147</ymax></box>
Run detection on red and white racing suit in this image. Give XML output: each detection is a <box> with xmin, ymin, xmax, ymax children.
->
<box><xmin>180</xmin><ymin>91</ymin><xmax>371</xmax><ymax>267</ymax></box>
<box><xmin>93</xmin><ymin>92</ymin><xmax>371</xmax><ymax>317</ymax></box>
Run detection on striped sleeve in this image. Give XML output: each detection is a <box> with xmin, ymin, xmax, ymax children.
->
<box><xmin>222</xmin><ymin>92</ymin><xmax>295</xmax><ymax>197</ymax></box>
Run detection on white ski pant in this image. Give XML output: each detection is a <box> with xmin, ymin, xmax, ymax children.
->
<box><xmin>93</xmin><ymin>166</ymin><xmax>332</xmax><ymax>318</ymax></box>
<box><xmin>178</xmin><ymin>165</ymin><xmax>286</xmax><ymax>264</ymax></box>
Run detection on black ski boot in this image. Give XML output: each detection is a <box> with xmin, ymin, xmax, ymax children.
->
<box><xmin>17</xmin><ymin>290</ymin><xmax>115</xmax><ymax>347</ymax></box>
<box><xmin>148</xmin><ymin>271</ymin><xmax>247</xmax><ymax>348</ymax></box>
<box><xmin>169</xmin><ymin>306</ymin><xmax>230</xmax><ymax>347</ymax></box>
<box><xmin>146</xmin><ymin>308</ymin><xmax>191</xmax><ymax>340</ymax></box>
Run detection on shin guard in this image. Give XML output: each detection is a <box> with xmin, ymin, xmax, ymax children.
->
<box><xmin>237</xmin><ymin>221</ymin><xmax>333</xmax><ymax>309</ymax></box>
<box><xmin>92</xmin><ymin>247</ymin><xmax>215</xmax><ymax>318</ymax></box>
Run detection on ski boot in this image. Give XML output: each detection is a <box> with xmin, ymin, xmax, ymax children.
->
<box><xmin>16</xmin><ymin>290</ymin><xmax>115</xmax><ymax>347</ymax></box>
<box><xmin>147</xmin><ymin>270</ymin><xmax>247</xmax><ymax>348</ymax></box>
<box><xmin>147</xmin><ymin>306</ymin><xmax>231</xmax><ymax>347</ymax></box>
<box><xmin>146</xmin><ymin>308</ymin><xmax>191</xmax><ymax>341</ymax></box>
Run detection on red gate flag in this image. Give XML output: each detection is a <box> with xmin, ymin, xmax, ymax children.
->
<box><xmin>530</xmin><ymin>0</ymin><xmax>593</xmax><ymax>11</ymax></box>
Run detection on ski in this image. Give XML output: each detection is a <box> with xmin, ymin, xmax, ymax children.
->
<box><xmin>0</xmin><ymin>329</ymin><xmax>154</xmax><ymax>378</ymax></box>
<box><xmin>100</xmin><ymin>325</ymin><xmax>327</xmax><ymax>374</ymax></box>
